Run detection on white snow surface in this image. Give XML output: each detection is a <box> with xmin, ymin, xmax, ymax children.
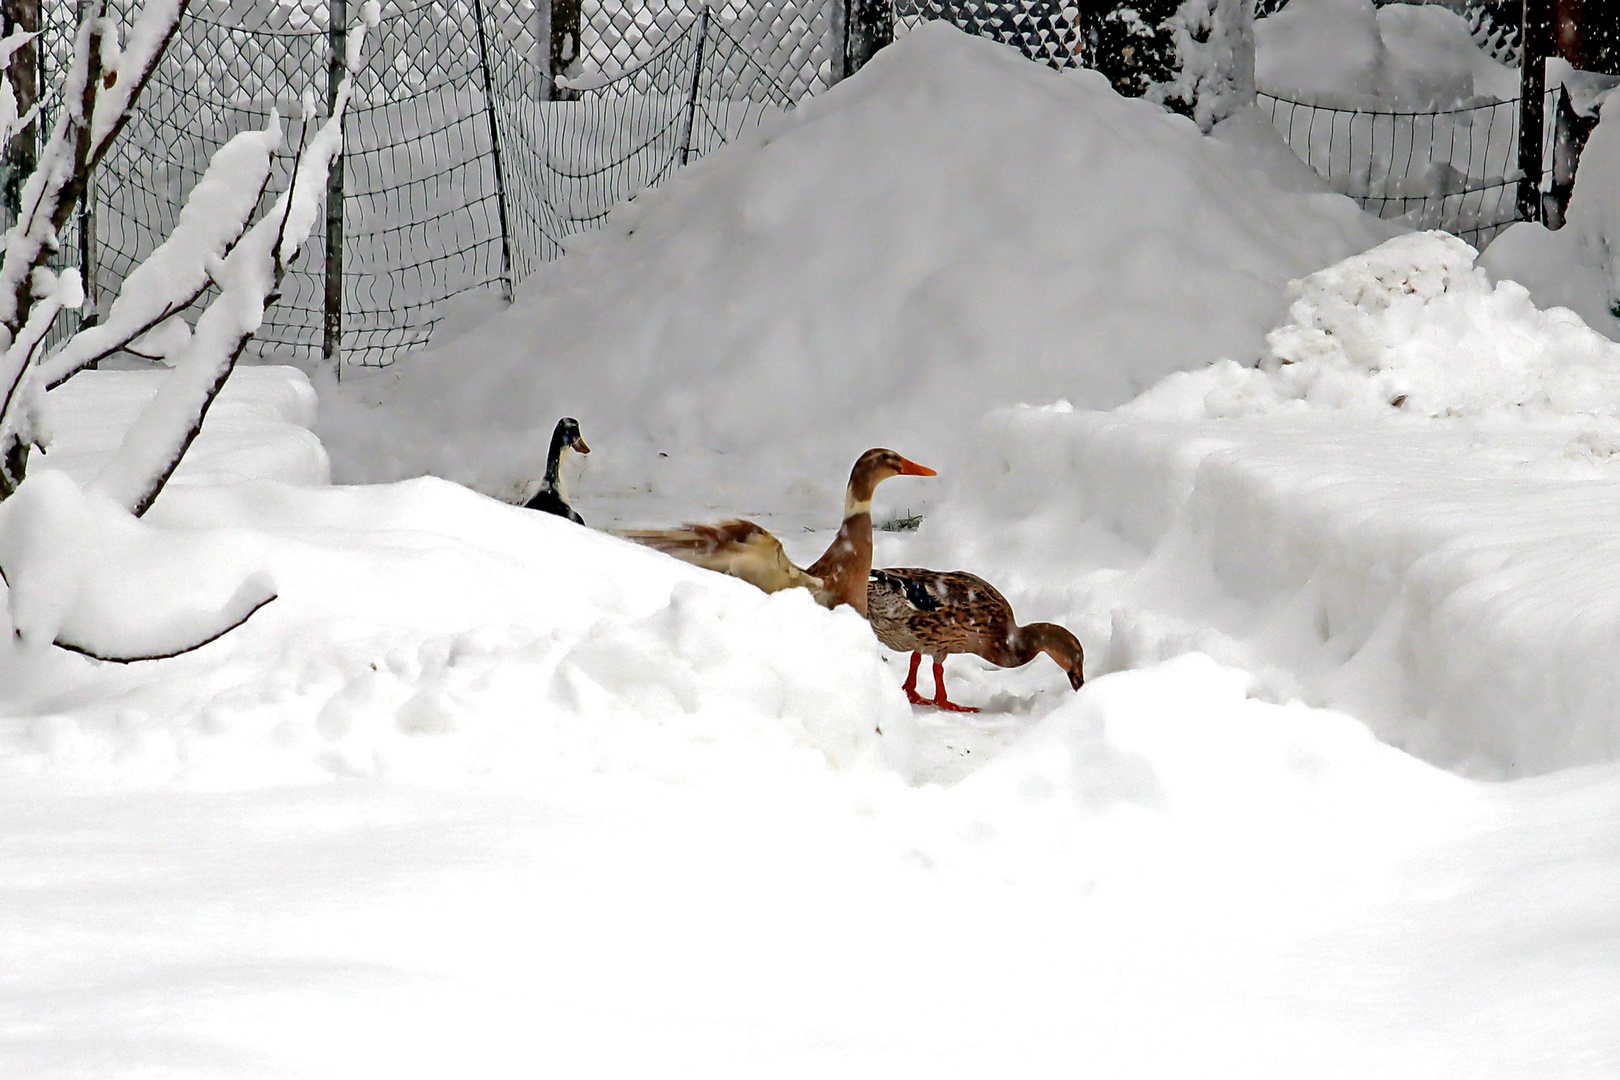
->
<box><xmin>1255</xmin><ymin>0</ymin><xmax>1520</xmax><ymax>108</ymax></box>
<box><xmin>39</xmin><ymin>364</ymin><xmax>329</xmax><ymax>489</ymax></box>
<box><xmin>1478</xmin><ymin>97</ymin><xmax>1620</xmax><ymax>341</ymax></box>
<box><xmin>318</xmin><ymin>25</ymin><xmax>1391</xmax><ymax>506</ymax></box>
<box><xmin>3</xmin><ymin>24</ymin><xmax>1619</xmax><ymax>1077</ymax></box>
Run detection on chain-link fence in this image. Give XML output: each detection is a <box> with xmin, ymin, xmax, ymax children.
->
<box><xmin>895</xmin><ymin>0</ymin><xmax>1080</xmax><ymax>70</ymax></box>
<box><xmin>4</xmin><ymin>0</ymin><xmax>1567</xmax><ymax>371</ymax></box>
<box><xmin>9</xmin><ymin>0</ymin><xmax>825</xmax><ymax>368</ymax></box>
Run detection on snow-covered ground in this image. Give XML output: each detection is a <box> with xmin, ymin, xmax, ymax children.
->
<box><xmin>3</xmin><ymin>22</ymin><xmax>1619</xmax><ymax>1078</ymax></box>
<box><xmin>1256</xmin><ymin>0</ymin><xmax>1520</xmax><ymax>108</ymax></box>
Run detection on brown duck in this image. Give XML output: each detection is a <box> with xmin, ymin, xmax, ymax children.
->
<box><xmin>618</xmin><ymin>448</ymin><xmax>935</xmax><ymax>614</ymax></box>
<box><xmin>867</xmin><ymin>568</ymin><xmax>1085</xmax><ymax>712</ymax></box>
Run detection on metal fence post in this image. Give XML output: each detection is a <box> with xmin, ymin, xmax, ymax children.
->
<box><xmin>325</xmin><ymin>0</ymin><xmax>346</xmax><ymax>380</ymax></box>
<box><xmin>471</xmin><ymin>0</ymin><xmax>515</xmax><ymax>301</ymax></box>
<box><xmin>1518</xmin><ymin>0</ymin><xmax>1552</xmax><ymax>223</ymax></box>
<box><xmin>678</xmin><ymin>7</ymin><xmax>710</xmax><ymax>167</ymax></box>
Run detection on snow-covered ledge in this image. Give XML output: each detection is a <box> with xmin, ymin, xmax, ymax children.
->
<box><xmin>38</xmin><ymin>365</ymin><xmax>329</xmax><ymax>491</ymax></box>
<box><xmin>945</xmin><ymin>233</ymin><xmax>1620</xmax><ymax>777</ymax></box>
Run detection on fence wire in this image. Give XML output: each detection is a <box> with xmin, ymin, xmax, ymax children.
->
<box><xmin>895</xmin><ymin>0</ymin><xmax>1081</xmax><ymax>70</ymax></box>
<box><xmin>5</xmin><ymin>1</ymin><xmax>1564</xmax><ymax>371</ymax></box>
<box><xmin>13</xmin><ymin>0</ymin><xmax>810</xmax><ymax>368</ymax></box>
<box><xmin>1258</xmin><ymin>88</ymin><xmax>1559</xmax><ymax>249</ymax></box>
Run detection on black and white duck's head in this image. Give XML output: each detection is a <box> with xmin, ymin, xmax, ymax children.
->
<box><xmin>553</xmin><ymin>417</ymin><xmax>590</xmax><ymax>457</ymax></box>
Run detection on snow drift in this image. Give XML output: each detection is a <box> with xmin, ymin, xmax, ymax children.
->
<box><xmin>923</xmin><ymin>232</ymin><xmax>1620</xmax><ymax>776</ymax></box>
<box><xmin>1255</xmin><ymin>0</ymin><xmax>1519</xmax><ymax>108</ymax></box>
<box><xmin>319</xmin><ymin>23</ymin><xmax>1391</xmax><ymax>507</ymax></box>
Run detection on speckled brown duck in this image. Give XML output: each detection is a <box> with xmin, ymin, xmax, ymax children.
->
<box><xmin>618</xmin><ymin>448</ymin><xmax>935</xmax><ymax>614</ymax></box>
<box><xmin>867</xmin><ymin>568</ymin><xmax>1084</xmax><ymax>712</ymax></box>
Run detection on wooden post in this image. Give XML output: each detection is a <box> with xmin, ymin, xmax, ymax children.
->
<box><xmin>843</xmin><ymin>0</ymin><xmax>892</xmax><ymax>78</ymax></box>
<box><xmin>1518</xmin><ymin>0</ymin><xmax>1553</xmax><ymax>222</ymax></box>
<box><xmin>1</xmin><ymin>0</ymin><xmax>39</xmax><ymax>219</ymax></box>
<box><xmin>550</xmin><ymin>0</ymin><xmax>581</xmax><ymax>100</ymax></box>
<box><xmin>1554</xmin><ymin>0</ymin><xmax>1583</xmax><ymax>67</ymax></box>
<box><xmin>325</xmin><ymin>0</ymin><xmax>346</xmax><ymax>380</ymax></box>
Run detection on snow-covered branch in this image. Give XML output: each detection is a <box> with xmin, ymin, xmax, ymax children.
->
<box><xmin>90</xmin><ymin>0</ymin><xmax>379</xmax><ymax>518</ymax></box>
<box><xmin>0</xmin><ymin>470</ymin><xmax>278</xmax><ymax>664</ymax></box>
<box><xmin>0</xmin><ymin>0</ymin><xmax>377</xmax><ymax>665</ymax></box>
<box><xmin>0</xmin><ymin>1</ymin><xmax>190</xmax><ymax>499</ymax></box>
<box><xmin>1153</xmin><ymin>0</ymin><xmax>1257</xmax><ymax>133</ymax></box>
<box><xmin>37</xmin><ymin>122</ymin><xmax>281</xmax><ymax>389</ymax></box>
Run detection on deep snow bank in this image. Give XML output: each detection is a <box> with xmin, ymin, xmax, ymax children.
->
<box><xmin>1255</xmin><ymin>0</ymin><xmax>1519</xmax><ymax>108</ymax></box>
<box><xmin>0</xmin><ymin>474</ymin><xmax>913</xmax><ymax>787</ymax></box>
<box><xmin>320</xmin><ymin>23</ymin><xmax>1390</xmax><ymax>507</ymax></box>
<box><xmin>921</xmin><ymin>233</ymin><xmax>1620</xmax><ymax>776</ymax></box>
<box><xmin>41</xmin><ymin>365</ymin><xmax>330</xmax><ymax>489</ymax></box>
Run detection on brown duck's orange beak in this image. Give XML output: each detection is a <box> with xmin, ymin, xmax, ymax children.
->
<box><xmin>898</xmin><ymin>457</ymin><xmax>936</xmax><ymax>477</ymax></box>
<box><xmin>573</xmin><ymin>437</ymin><xmax>591</xmax><ymax>454</ymax></box>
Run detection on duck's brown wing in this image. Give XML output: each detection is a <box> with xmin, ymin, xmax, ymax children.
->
<box><xmin>616</xmin><ymin>518</ymin><xmax>829</xmax><ymax>600</ymax></box>
<box><xmin>867</xmin><ymin>568</ymin><xmax>1013</xmax><ymax>659</ymax></box>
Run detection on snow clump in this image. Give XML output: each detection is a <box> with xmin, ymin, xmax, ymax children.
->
<box><xmin>1129</xmin><ymin>231</ymin><xmax>1620</xmax><ymax>421</ymax></box>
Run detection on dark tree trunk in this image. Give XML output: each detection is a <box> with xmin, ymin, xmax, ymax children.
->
<box><xmin>1554</xmin><ymin>0</ymin><xmax>1582</xmax><ymax>67</ymax></box>
<box><xmin>844</xmin><ymin>0</ymin><xmax>893</xmax><ymax>77</ymax></box>
<box><xmin>1079</xmin><ymin>0</ymin><xmax>1180</xmax><ymax>99</ymax></box>
<box><xmin>1</xmin><ymin>0</ymin><xmax>39</xmax><ymax>218</ymax></box>
<box><xmin>550</xmin><ymin>0</ymin><xmax>582</xmax><ymax>100</ymax></box>
<box><xmin>1519</xmin><ymin>0</ymin><xmax>1553</xmax><ymax>222</ymax></box>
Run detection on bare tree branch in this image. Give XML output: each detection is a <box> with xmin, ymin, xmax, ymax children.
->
<box><xmin>51</xmin><ymin>592</ymin><xmax>276</xmax><ymax>664</ymax></box>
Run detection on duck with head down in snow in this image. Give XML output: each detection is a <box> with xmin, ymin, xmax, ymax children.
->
<box><xmin>867</xmin><ymin>567</ymin><xmax>1084</xmax><ymax>712</ymax></box>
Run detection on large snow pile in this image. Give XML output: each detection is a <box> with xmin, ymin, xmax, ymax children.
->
<box><xmin>0</xmin><ymin>471</ymin><xmax>911</xmax><ymax>786</ymax></box>
<box><xmin>1255</xmin><ymin>0</ymin><xmax>1519</xmax><ymax>108</ymax></box>
<box><xmin>318</xmin><ymin>24</ymin><xmax>1391</xmax><ymax>508</ymax></box>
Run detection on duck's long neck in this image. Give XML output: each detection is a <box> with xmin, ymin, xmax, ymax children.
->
<box><xmin>807</xmin><ymin>483</ymin><xmax>875</xmax><ymax>614</ymax></box>
<box><xmin>1004</xmin><ymin>622</ymin><xmax>1076</xmax><ymax>668</ymax></box>
<box><xmin>542</xmin><ymin>429</ymin><xmax>569</xmax><ymax>497</ymax></box>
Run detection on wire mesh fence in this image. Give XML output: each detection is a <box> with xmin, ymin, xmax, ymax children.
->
<box><xmin>8</xmin><ymin>0</ymin><xmax>813</xmax><ymax>368</ymax></box>
<box><xmin>490</xmin><ymin>5</ymin><xmax>798</xmax><ymax>277</ymax></box>
<box><xmin>3</xmin><ymin>0</ymin><xmax>1563</xmax><ymax>371</ymax></box>
<box><xmin>1257</xmin><ymin>88</ymin><xmax>1559</xmax><ymax>249</ymax></box>
<box><xmin>894</xmin><ymin>0</ymin><xmax>1081</xmax><ymax>70</ymax></box>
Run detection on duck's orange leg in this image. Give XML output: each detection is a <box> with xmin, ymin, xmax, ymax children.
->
<box><xmin>930</xmin><ymin>658</ymin><xmax>979</xmax><ymax>713</ymax></box>
<box><xmin>901</xmin><ymin>652</ymin><xmax>928</xmax><ymax>706</ymax></box>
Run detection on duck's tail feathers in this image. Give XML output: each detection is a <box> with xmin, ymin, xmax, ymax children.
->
<box><xmin>616</xmin><ymin>519</ymin><xmax>828</xmax><ymax>600</ymax></box>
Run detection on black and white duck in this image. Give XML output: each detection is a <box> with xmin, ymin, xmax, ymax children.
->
<box><xmin>524</xmin><ymin>417</ymin><xmax>591</xmax><ymax>524</ymax></box>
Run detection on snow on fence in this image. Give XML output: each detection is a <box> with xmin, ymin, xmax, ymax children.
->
<box><xmin>1</xmin><ymin>0</ymin><xmax>1560</xmax><ymax>369</ymax></box>
<box><xmin>491</xmin><ymin>6</ymin><xmax>797</xmax><ymax>276</ymax></box>
<box><xmin>1257</xmin><ymin>89</ymin><xmax>1561</xmax><ymax>249</ymax></box>
<box><xmin>4</xmin><ymin>0</ymin><xmax>803</xmax><ymax>368</ymax></box>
